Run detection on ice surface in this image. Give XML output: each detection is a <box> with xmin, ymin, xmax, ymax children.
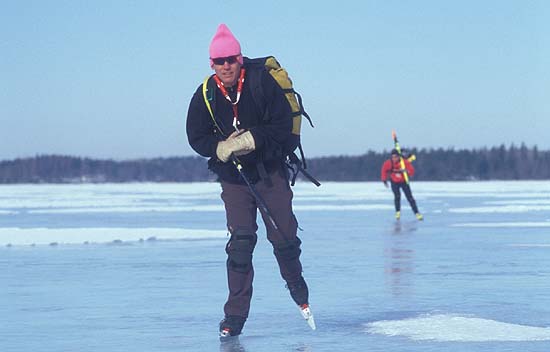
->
<box><xmin>2</xmin><ymin>181</ymin><xmax>550</xmax><ymax>351</ymax></box>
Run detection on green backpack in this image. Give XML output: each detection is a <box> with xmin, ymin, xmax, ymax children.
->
<box><xmin>202</xmin><ymin>56</ymin><xmax>320</xmax><ymax>186</ymax></box>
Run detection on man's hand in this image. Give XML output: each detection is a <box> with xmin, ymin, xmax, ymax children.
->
<box><xmin>233</xmin><ymin>130</ymin><xmax>256</xmax><ymax>157</ymax></box>
<box><xmin>216</xmin><ymin>130</ymin><xmax>256</xmax><ymax>162</ymax></box>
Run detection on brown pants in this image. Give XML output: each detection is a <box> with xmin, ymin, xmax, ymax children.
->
<box><xmin>220</xmin><ymin>168</ymin><xmax>303</xmax><ymax>318</ymax></box>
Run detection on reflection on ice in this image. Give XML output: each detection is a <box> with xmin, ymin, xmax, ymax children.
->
<box><xmin>219</xmin><ymin>336</ymin><xmax>246</xmax><ymax>352</ymax></box>
<box><xmin>384</xmin><ymin>222</ymin><xmax>417</xmax><ymax>297</ymax></box>
<box><xmin>365</xmin><ymin>314</ymin><xmax>550</xmax><ymax>341</ymax></box>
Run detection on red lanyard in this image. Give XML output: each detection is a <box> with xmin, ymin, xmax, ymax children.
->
<box><xmin>213</xmin><ymin>68</ymin><xmax>246</xmax><ymax>132</ymax></box>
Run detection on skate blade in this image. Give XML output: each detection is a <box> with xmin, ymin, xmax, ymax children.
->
<box><xmin>299</xmin><ymin>304</ymin><xmax>316</xmax><ymax>330</ymax></box>
<box><xmin>219</xmin><ymin>328</ymin><xmax>237</xmax><ymax>341</ymax></box>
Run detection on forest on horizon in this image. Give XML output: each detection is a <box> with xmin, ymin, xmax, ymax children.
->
<box><xmin>1</xmin><ymin>144</ymin><xmax>549</xmax><ymax>184</ymax></box>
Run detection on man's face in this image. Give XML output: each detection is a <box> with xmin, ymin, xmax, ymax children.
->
<box><xmin>391</xmin><ymin>154</ymin><xmax>400</xmax><ymax>163</ymax></box>
<box><xmin>212</xmin><ymin>55</ymin><xmax>242</xmax><ymax>87</ymax></box>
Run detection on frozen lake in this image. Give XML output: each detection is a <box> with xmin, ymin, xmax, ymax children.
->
<box><xmin>2</xmin><ymin>181</ymin><xmax>550</xmax><ymax>351</ymax></box>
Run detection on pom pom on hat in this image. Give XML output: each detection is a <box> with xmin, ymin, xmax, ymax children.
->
<box><xmin>209</xmin><ymin>24</ymin><xmax>243</xmax><ymax>66</ymax></box>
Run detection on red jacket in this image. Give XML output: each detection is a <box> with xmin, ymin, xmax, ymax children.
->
<box><xmin>381</xmin><ymin>158</ymin><xmax>415</xmax><ymax>183</ymax></box>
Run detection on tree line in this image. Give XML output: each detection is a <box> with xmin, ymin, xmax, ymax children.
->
<box><xmin>1</xmin><ymin>144</ymin><xmax>549</xmax><ymax>183</ymax></box>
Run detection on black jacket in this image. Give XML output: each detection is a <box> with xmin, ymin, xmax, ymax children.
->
<box><xmin>186</xmin><ymin>64</ymin><xmax>292</xmax><ymax>184</ymax></box>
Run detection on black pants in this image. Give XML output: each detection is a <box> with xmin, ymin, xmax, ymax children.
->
<box><xmin>220</xmin><ymin>167</ymin><xmax>303</xmax><ymax>318</ymax></box>
<box><xmin>391</xmin><ymin>181</ymin><xmax>419</xmax><ymax>213</ymax></box>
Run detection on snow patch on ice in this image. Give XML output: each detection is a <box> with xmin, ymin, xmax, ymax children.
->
<box><xmin>509</xmin><ymin>243</ymin><xmax>550</xmax><ymax>248</ymax></box>
<box><xmin>0</xmin><ymin>227</ymin><xmax>226</xmax><ymax>246</ymax></box>
<box><xmin>449</xmin><ymin>205</ymin><xmax>550</xmax><ymax>213</ymax></box>
<box><xmin>452</xmin><ymin>222</ymin><xmax>550</xmax><ymax>228</ymax></box>
<box><xmin>27</xmin><ymin>205</ymin><xmax>224</xmax><ymax>214</ymax></box>
<box><xmin>364</xmin><ymin>313</ymin><xmax>550</xmax><ymax>342</ymax></box>
<box><xmin>486</xmin><ymin>199</ymin><xmax>550</xmax><ymax>205</ymax></box>
<box><xmin>294</xmin><ymin>204</ymin><xmax>393</xmax><ymax>211</ymax></box>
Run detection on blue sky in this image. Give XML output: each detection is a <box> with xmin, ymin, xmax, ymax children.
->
<box><xmin>1</xmin><ymin>1</ymin><xmax>549</xmax><ymax>160</ymax></box>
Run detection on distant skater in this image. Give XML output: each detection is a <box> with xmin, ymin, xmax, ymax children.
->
<box><xmin>186</xmin><ymin>24</ymin><xmax>313</xmax><ymax>338</ymax></box>
<box><xmin>381</xmin><ymin>149</ymin><xmax>423</xmax><ymax>220</ymax></box>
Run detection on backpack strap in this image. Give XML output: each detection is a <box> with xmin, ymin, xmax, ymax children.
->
<box><xmin>242</xmin><ymin>62</ymin><xmax>269</xmax><ymax>122</ymax></box>
<box><xmin>243</xmin><ymin>56</ymin><xmax>320</xmax><ymax>187</ymax></box>
<box><xmin>239</xmin><ymin>62</ymin><xmax>276</xmax><ymax>187</ymax></box>
<box><xmin>256</xmin><ymin>158</ymin><xmax>273</xmax><ymax>188</ymax></box>
<box><xmin>202</xmin><ymin>75</ymin><xmax>227</xmax><ymax>138</ymax></box>
<box><xmin>294</xmin><ymin>91</ymin><xmax>314</xmax><ymax>128</ymax></box>
<box><xmin>202</xmin><ymin>76</ymin><xmax>214</xmax><ymax>120</ymax></box>
<box><xmin>287</xmin><ymin>151</ymin><xmax>321</xmax><ymax>187</ymax></box>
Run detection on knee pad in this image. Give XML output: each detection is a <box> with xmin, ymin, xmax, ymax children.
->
<box><xmin>273</xmin><ymin>238</ymin><xmax>302</xmax><ymax>261</ymax></box>
<box><xmin>226</xmin><ymin>230</ymin><xmax>257</xmax><ymax>273</ymax></box>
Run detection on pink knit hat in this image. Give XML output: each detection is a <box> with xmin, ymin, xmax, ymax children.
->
<box><xmin>209</xmin><ymin>24</ymin><xmax>243</xmax><ymax>66</ymax></box>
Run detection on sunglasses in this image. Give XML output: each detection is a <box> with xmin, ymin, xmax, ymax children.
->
<box><xmin>212</xmin><ymin>55</ymin><xmax>239</xmax><ymax>65</ymax></box>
